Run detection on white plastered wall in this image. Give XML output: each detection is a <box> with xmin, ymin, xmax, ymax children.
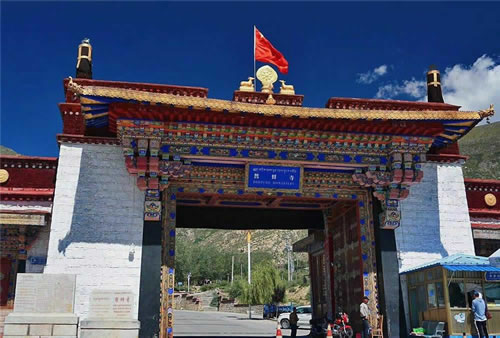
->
<box><xmin>396</xmin><ymin>161</ymin><xmax>475</xmax><ymax>328</ymax></box>
<box><xmin>397</xmin><ymin>162</ymin><xmax>475</xmax><ymax>271</ymax></box>
<box><xmin>44</xmin><ymin>143</ymin><xmax>145</xmax><ymax>319</ymax></box>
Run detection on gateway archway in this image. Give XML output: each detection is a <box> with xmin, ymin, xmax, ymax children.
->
<box><xmin>138</xmin><ymin>200</ymin><xmax>324</xmax><ymax>337</ymax></box>
<box><xmin>132</xmin><ymin>162</ymin><xmax>379</xmax><ymax>337</ymax></box>
<box><xmin>52</xmin><ymin>53</ymin><xmax>491</xmax><ymax>337</ymax></box>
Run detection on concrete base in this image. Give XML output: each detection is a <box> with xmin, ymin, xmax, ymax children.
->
<box><xmin>4</xmin><ymin>313</ymin><xmax>78</xmax><ymax>337</ymax></box>
<box><xmin>80</xmin><ymin>319</ymin><xmax>140</xmax><ymax>338</ymax></box>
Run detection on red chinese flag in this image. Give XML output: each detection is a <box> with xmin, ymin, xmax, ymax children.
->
<box><xmin>255</xmin><ymin>27</ymin><xmax>289</xmax><ymax>74</ymax></box>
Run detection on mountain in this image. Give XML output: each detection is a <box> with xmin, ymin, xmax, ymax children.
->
<box><xmin>459</xmin><ymin>121</ymin><xmax>500</xmax><ymax>180</ymax></box>
<box><xmin>177</xmin><ymin>228</ymin><xmax>308</xmax><ymax>266</ymax></box>
<box><xmin>0</xmin><ymin>145</ymin><xmax>18</xmax><ymax>156</ymax></box>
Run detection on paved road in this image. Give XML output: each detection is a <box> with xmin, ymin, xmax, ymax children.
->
<box><xmin>174</xmin><ymin>310</ymin><xmax>310</xmax><ymax>337</ymax></box>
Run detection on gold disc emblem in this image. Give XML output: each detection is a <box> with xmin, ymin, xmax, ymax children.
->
<box><xmin>0</xmin><ymin>169</ymin><xmax>9</xmax><ymax>184</ymax></box>
<box><xmin>485</xmin><ymin>193</ymin><xmax>497</xmax><ymax>207</ymax></box>
<box><xmin>256</xmin><ymin>65</ymin><xmax>278</xmax><ymax>93</ymax></box>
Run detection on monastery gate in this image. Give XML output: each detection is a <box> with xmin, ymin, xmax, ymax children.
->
<box><xmin>38</xmin><ymin>43</ymin><xmax>493</xmax><ymax>338</ymax></box>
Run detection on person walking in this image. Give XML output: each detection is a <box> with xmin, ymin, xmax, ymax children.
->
<box><xmin>360</xmin><ymin>296</ymin><xmax>371</xmax><ymax>338</ymax></box>
<box><xmin>471</xmin><ymin>292</ymin><xmax>489</xmax><ymax>338</ymax></box>
<box><xmin>289</xmin><ymin>307</ymin><xmax>299</xmax><ymax>338</ymax></box>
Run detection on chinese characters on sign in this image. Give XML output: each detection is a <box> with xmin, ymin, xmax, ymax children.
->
<box><xmin>485</xmin><ymin>271</ymin><xmax>500</xmax><ymax>281</ymax></box>
<box><xmin>89</xmin><ymin>290</ymin><xmax>134</xmax><ymax>319</ymax></box>
<box><xmin>246</xmin><ymin>164</ymin><xmax>302</xmax><ymax>191</ymax></box>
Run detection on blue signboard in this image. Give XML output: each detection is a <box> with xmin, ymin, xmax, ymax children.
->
<box><xmin>246</xmin><ymin>164</ymin><xmax>302</xmax><ymax>191</ymax></box>
<box><xmin>485</xmin><ymin>271</ymin><xmax>500</xmax><ymax>281</ymax></box>
<box><xmin>28</xmin><ymin>256</ymin><xmax>47</xmax><ymax>265</ymax></box>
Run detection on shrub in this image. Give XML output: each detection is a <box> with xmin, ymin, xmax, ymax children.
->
<box><xmin>200</xmin><ymin>284</ymin><xmax>217</xmax><ymax>292</ymax></box>
<box><xmin>210</xmin><ymin>296</ymin><xmax>219</xmax><ymax>307</ymax></box>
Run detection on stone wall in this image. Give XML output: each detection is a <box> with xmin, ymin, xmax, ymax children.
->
<box><xmin>174</xmin><ymin>293</ymin><xmax>202</xmax><ymax>311</ymax></box>
<box><xmin>397</xmin><ymin>162</ymin><xmax>475</xmax><ymax>272</ymax></box>
<box><xmin>44</xmin><ymin>143</ymin><xmax>145</xmax><ymax>319</ymax></box>
<box><xmin>218</xmin><ymin>301</ymin><xmax>264</xmax><ymax>316</ymax></box>
<box><xmin>4</xmin><ymin>314</ymin><xmax>78</xmax><ymax>338</ymax></box>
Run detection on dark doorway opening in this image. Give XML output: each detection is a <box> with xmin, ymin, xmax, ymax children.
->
<box><xmin>177</xmin><ymin>206</ymin><xmax>324</xmax><ymax>230</ymax></box>
<box><xmin>139</xmin><ymin>206</ymin><xmax>324</xmax><ymax>337</ymax></box>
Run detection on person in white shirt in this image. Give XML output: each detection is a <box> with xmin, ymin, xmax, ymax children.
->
<box><xmin>359</xmin><ymin>296</ymin><xmax>370</xmax><ymax>338</ymax></box>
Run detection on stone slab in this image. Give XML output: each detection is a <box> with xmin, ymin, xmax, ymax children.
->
<box><xmin>3</xmin><ymin>323</ymin><xmax>28</xmax><ymax>335</ymax></box>
<box><xmin>80</xmin><ymin>330</ymin><xmax>138</xmax><ymax>338</ymax></box>
<box><xmin>29</xmin><ymin>324</ymin><xmax>52</xmax><ymax>335</ymax></box>
<box><xmin>53</xmin><ymin>324</ymin><xmax>78</xmax><ymax>336</ymax></box>
<box><xmin>14</xmin><ymin>274</ymin><xmax>76</xmax><ymax>313</ymax></box>
<box><xmin>6</xmin><ymin>313</ymin><xmax>79</xmax><ymax>324</ymax></box>
<box><xmin>88</xmin><ymin>290</ymin><xmax>134</xmax><ymax>319</ymax></box>
<box><xmin>80</xmin><ymin>319</ymin><xmax>140</xmax><ymax>329</ymax></box>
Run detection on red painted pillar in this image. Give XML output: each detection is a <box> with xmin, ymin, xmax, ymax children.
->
<box><xmin>328</xmin><ymin>234</ymin><xmax>335</xmax><ymax>315</ymax></box>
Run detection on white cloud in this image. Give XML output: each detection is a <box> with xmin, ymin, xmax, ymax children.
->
<box><xmin>375</xmin><ymin>78</ymin><xmax>426</xmax><ymax>99</ymax></box>
<box><xmin>357</xmin><ymin>65</ymin><xmax>389</xmax><ymax>84</ymax></box>
<box><xmin>375</xmin><ymin>55</ymin><xmax>500</xmax><ymax>122</ymax></box>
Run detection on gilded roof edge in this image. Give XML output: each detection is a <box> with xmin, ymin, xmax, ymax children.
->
<box><xmin>67</xmin><ymin>78</ymin><xmax>495</xmax><ymax>121</ymax></box>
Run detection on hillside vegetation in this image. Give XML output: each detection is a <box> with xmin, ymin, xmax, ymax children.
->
<box><xmin>459</xmin><ymin>121</ymin><xmax>500</xmax><ymax>180</ymax></box>
<box><xmin>175</xmin><ymin>228</ymin><xmax>309</xmax><ymax>285</ymax></box>
<box><xmin>0</xmin><ymin>145</ymin><xmax>18</xmax><ymax>155</ymax></box>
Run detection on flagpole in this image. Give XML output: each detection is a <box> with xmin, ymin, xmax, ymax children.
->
<box><xmin>253</xmin><ymin>25</ymin><xmax>256</xmax><ymax>90</ymax></box>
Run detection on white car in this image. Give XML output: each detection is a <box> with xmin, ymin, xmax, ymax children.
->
<box><xmin>278</xmin><ymin>306</ymin><xmax>312</xmax><ymax>329</ymax></box>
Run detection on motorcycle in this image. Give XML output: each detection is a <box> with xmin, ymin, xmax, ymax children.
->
<box><xmin>309</xmin><ymin>311</ymin><xmax>353</xmax><ymax>338</ymax></box>
<box><xmin>332</xmin><ymin>310</ymin><xmax>353</xmax><ymax>337</ymax></box>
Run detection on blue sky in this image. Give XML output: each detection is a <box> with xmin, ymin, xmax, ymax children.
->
<box><xmin>2</xmin><ymin>2</ymin><xmax>500</xmax><ymax>157</ymax></box>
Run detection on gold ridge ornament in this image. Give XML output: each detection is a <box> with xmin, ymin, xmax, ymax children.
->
<box><xmin>256</xmin><ymin>65</ymin><xmax>278</xmax><ymax>94</ymax></box>
<box><xmin>485</xmin><ymin>193</ymin><xmax>497</xmax><ymax>207</ymax></box>
<box><xmin>239</xmin><ymin>77</ymin><xmax>255</xmax><ymax>92</ymax></box>
<box><xmin>279</xmin><ymin>80</ymin><xmax>295</xmax><ymax>95</ymax></box>
<box><xmin>0</xmin><ymin>169</ymin><xmax>9</xmax><ymax>184</ymax></box>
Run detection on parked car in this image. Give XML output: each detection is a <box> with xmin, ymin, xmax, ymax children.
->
<box><xmin>278</xmin><ymin>305</ymin><xmax>312</xmax><ymax>329</ymax></box>
<box><xmin>263</xmin><ymin>305</ymin><xmax>294</xmax><ymax>319</ymax></box>
<box><xmin>278</xmin><ymin>305</ymin><xmax>293</xmax><ymax>315</ymax></box>
<box><xmin>263</xmin><ymin>304</ymin><xmax>277</xmax><ymax>319</ymax></box>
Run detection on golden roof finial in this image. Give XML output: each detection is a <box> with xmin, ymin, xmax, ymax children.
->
<box><xmin>256</xmin><ymin>65</ymin><xmax>278</xmax><ymax>94</ymax></box>
<box><xmin>478</xmin><ymin>104</ymin><xmax>495</xmax><ymax>118</ymax></box>
<box><xmin>67</xmin><ymin>76</ymin><xmax>84</xmax><ymax>93</ymax></box>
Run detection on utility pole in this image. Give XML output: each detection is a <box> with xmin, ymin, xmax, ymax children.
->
<box><xmin>286</xmin><ymin>239</ymin><xmax>292</xmax><ymax>282</ymax></box>
<box><xmin>187</xmin><ymin>272</ymin><xmax>191</xmax><ymax>293</ymax></box>
<box><xmin>247</xmin><ymin>231</ymin><xmax>252</xmax><ymax>319</ymax></box>
<box><xmin>231</xmin><ymin>255</ymin><xmax>234</xmax><ymax>285</ymax></box>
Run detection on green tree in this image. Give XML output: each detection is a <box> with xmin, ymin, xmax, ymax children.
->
<box><xmin>239</xmin><ymin>262</ymin><xmax>286</xmax><ymax>306</ymax></box>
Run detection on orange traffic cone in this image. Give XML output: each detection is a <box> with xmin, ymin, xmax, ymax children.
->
<box><xmin>275</xmin><ymin>322</ymin><xmax>283</xmax><ymax>338</ymax></box>
<box><xmin>326</xmin><ymin>323</ymin><xmax>333</xmax><ymax>338</ymax></box>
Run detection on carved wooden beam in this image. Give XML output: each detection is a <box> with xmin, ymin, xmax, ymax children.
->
<box><xmin>208</xmin><ymin>195</ymin><xmax>218</xmax><ymax>205</ymax></box>
<box><xmin>268</xmin><ymin>197</ymin><xmax>283</xmax><ymax>208</ymax></box>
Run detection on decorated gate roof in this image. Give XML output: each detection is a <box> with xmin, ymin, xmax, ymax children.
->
<box><xmin>62</xmin><ymin>78</ymin><xmax>494</xmax><ymax>149</ymax></box>
<box><xmin>57</xmin><ymin>74</ymin><xmax>495</xmax><ymax>211</ymax></box>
